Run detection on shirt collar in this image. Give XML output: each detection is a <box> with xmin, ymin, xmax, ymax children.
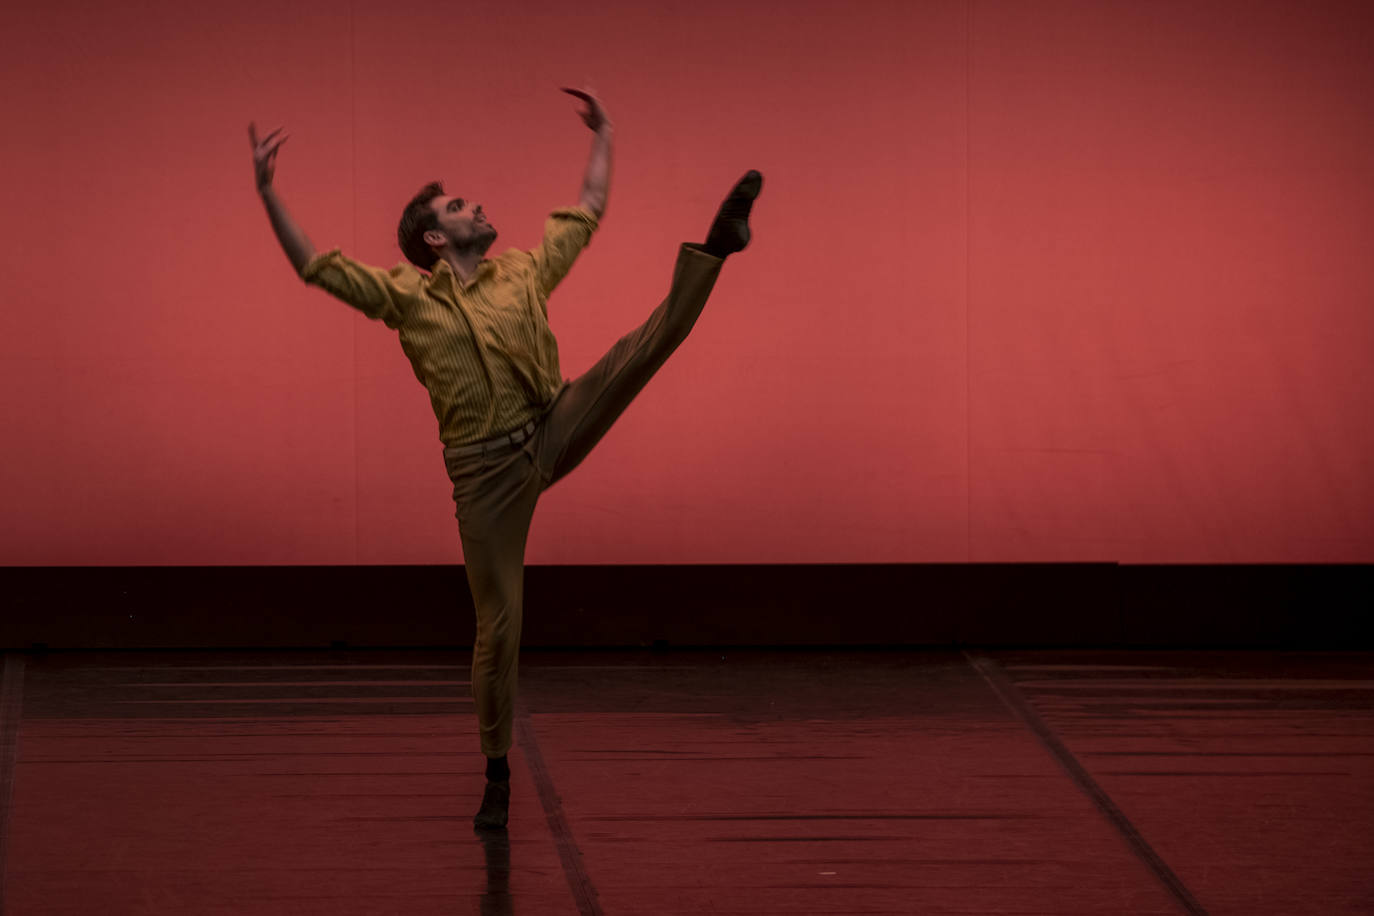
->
<box><xmin>429</xmin><ymin>257</ymin><xmax>493</xmax><ymax>291</ymax></box>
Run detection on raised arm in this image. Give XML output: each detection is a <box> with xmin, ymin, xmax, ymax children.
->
<box><xmin>562</xmin><ymin>88</ymin><xmax>613</xmax><ymax>220</ymax></box>
<box><xmin>249</xmin><ymin>122</ymin><xmax>317</xmax><ymax>275</ymax></box>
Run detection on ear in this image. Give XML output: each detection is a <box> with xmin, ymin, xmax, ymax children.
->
<box><xmin>423</xmin><ymin>228</ymin><xmax>445</xmax><ymax>249</ymax></box>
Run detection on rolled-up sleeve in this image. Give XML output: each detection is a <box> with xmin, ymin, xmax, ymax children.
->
<box><xmin>528</xmin><ymin>206</ymin><xmax>599</xmax><ymax>299</ymax></box>
<box><xmin>300</xmin><ymin>249</ymin><xmax>416</xmax><ymax>329</ymax></box>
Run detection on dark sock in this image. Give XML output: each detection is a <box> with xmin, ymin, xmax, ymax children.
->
<box><xmin>485</xmin><ymin>755</ymin><xmax>510</xmax><ymax>782</ymax></box>
<box><xmin>700</xmin><ymin>238</ymin><xmax>735</xmax><ymax>259</ymax></box>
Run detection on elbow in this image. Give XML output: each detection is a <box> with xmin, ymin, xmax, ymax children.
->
<box><xmin>293</xmin><ymin>247</ymin><xmax>319</xmax><ymax>278</ymax></box>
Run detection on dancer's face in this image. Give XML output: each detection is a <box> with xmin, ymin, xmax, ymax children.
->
<box><xmin>426</xmin><ymin>195</ymin><xmax>497</xmax><ymax>253</ymax></box>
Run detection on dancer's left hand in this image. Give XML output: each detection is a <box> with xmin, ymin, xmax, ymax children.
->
<box><xmin>561</xmin><ymin>86</ymin><xmax>611</xmax><ymax>132</ymax></box>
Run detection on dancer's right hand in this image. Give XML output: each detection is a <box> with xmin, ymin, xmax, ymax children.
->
<box><xmin>249</xmin><ymin>122</ymin><xmax>289</xmax><ymax>191</ymax></box>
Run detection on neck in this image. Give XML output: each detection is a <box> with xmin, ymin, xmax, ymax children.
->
<box><xmin>441</xmin><ymin>247</ymin><xmax>485</xmax><ymax>283</ymax></box>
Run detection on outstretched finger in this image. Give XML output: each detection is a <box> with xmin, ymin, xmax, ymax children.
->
<box><xmin>264</xmin><ymin>132</ymin><xmax>290</xmax><ymax>154</ymax></box>
<box><xmin>251</xmin><ymin>125</ymin><xmax>285</xmax><ymax>150</ymax></box>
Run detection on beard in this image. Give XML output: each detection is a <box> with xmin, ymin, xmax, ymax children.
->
<box><xmin>454</xmin><ymin>225</ymin><xmax>497</xmax><ymax>255</ymax></box>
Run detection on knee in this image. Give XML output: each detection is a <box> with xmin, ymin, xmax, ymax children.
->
<box><xmin>476</xmin><ymin>599</ymin><xmax>520</xmax><ymax>631</ymax></box>
<box><xmin>661</xmin><ymin>303</ymin><xmax>699</xmax><ymax>345</ymax></box>
<box><xmin>473</xmin><ymin>594</ymin><xmax>524</xmax><ymax>646</ymax></box>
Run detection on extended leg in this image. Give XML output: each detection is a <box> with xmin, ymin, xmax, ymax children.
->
<box><xmin>530</xmin><ymin>170</ymin><xmax>763</xmax><ymax>489</ymax></box>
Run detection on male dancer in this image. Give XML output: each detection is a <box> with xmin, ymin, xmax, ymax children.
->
<box><xmin>250</xmin><ymin>87</ymin><xmax>762</xmax><ymax>829</ymax></box>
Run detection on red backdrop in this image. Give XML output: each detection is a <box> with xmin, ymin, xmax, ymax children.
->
<box><xmin>1</xmin><ymin>0</ymin><xmax>1371</xmax><ymax>565</ymax></box>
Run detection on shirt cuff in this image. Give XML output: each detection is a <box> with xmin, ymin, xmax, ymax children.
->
<box><xmin>300</xmin><ymin>247</ymin><xmax>342</xmax><ymax>281</ymax></box>
<box><xmin>551</xmin><ymin>206</ymin><xmax>599</xmax><ymax>232</ymax></box>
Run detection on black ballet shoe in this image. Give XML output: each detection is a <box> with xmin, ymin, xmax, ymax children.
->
<box><xmin>702</xmin><ymin>169</ymin><xmax>764</xmax><ymax>257</ymax></box>
<box><xmin>473</xmin><ymin>779</ymin><xmax>510</xmax><ymax>830</ymax></box>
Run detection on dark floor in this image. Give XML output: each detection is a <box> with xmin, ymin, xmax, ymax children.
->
<box><xmin>0</xmin><ymin>648</ymin><xmax>1370</xmax><ymax>915</ymax></box>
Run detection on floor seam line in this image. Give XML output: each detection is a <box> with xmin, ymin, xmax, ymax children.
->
<box><xmin>0</xmin><ymin>653</ymin><xmax>27</xmax><ymax>916</ymax></box>
<box><xmin>515</xmin><ymin>703</ymin><xmax>603</xmax><ymax>916</ymax></box>
<box><xmin>963</xmin><ymin>650</ymin><xmax>1209</xmax><ymax>916</ymax></box>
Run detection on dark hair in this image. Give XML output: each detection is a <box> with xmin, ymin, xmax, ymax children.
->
<box><xmin>398</xmin><ymin>180</ymin><xmax>445</xmax><ymax>268</ymax></box>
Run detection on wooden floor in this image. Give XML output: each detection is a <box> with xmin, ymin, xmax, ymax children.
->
<box><xmin>0</xmin><ymin>648</ymin><xmax>1370</xmax><ymax>915</ymax></box>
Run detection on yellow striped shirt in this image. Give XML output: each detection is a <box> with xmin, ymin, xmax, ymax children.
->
<box><xmin>300</xmin><ymin>206</ymin><xmax>599</xmax><ymax>447</ymax></box>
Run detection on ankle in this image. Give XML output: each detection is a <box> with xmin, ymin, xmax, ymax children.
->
<box><xmin>485</xmin><ymin>754</ymin><xmax>510</xmax><ymax>782</ymax></box>
<box><xmin>699</xmin><ymin>237</ymin><xmax>735</xmax><ymax>258</ymax></box>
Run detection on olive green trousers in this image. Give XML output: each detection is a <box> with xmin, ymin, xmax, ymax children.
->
<box><xmin>442</xmin><ymin>243</ymin><xmax>724</xmax><ymax>757</ymax></box>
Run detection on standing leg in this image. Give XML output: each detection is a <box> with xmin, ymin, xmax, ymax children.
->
<box><xmin>444</xmin><ymin>441</ymin><xmax>543</xmax><ymax>829</ymax></box>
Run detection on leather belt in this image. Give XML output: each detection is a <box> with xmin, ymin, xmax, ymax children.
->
<box><xmin>444</xmin><ymin>418</ymin><xmax>539</xmax><ymax>459</ymax></box>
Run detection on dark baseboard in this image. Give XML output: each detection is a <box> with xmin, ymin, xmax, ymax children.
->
<box><xmin>2</xmin><ymin>564</ymin><xmax>1370</xmax><ymax>651</ymax></box>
